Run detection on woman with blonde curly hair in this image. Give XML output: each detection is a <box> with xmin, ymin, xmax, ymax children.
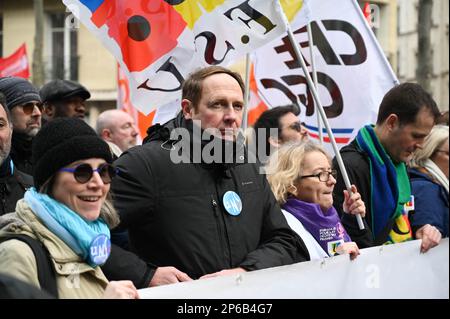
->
<box><xmin>266</xmin><ymin>141</ymin><xmax>365</xmax><ymax>260</ymax></box>
<box><xmin>409</xmin><ymin>125</ymin><xmax>448</xmax><ymax>238</ymax></box>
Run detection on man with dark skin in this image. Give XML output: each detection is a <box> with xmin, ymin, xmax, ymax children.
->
<box><xmin>40</xmin><ymin>79</ymin><xmax>90</xmax><ymax>121</ymax></box>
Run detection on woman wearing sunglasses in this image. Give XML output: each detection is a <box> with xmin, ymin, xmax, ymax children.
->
<box><xmin>266</xmin><ymin>141</ymin><xmax>365</xmax><ymax>260</ymax></box>
<box><xmin>0</xmin><ymin>118</ymin><xmax>139</xmax><ymax>298</ymax></box>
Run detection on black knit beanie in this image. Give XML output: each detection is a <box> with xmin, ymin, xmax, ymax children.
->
<box><xmin>32</xmin><ymin>118</ymin><xmax>112</xmax><ymax>190</ymax></box>
<box><xmin>0</xmin><ymin>76</ymin><xmax>41</xmax><ymax>110</ymax></box>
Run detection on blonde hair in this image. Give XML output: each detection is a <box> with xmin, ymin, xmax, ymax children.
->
<box><xmin>410</xmin><ymin>125</ymin><xmax>449</xmax><ymax>168</ymax></box>
<box><xmin>266</xmin><ymin>141</ymin><xmax>330</xmax><ymax>204</ymax></box>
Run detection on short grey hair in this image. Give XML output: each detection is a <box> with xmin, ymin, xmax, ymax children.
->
<box><xmin>96</xmin><ymin>109</ymin><xmax>122</xmax><ymax>135</ymax></box>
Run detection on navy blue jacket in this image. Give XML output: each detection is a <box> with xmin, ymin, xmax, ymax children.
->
<box><xmin>409</xmin><ymin>168</ymin><xmax>449</xmax><ymax>237</ymax></box>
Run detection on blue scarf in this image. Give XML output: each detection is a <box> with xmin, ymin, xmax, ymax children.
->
<box><xmin>24</xmin><ymin>188</ymin><xmax>110</xmax><ymax>267</ymax></box>
<box><xmin>282</xmin><ymin>197</ymin><xmax>351</xmax><ymax>256</ymax></box>
<box><xmin>356</xmin><ymin>125</ymin><xmax>411</xmax><ymax>242</ymax></box>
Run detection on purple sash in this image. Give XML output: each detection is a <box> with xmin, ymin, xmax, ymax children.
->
<box><xmin>283</xmin><ymin>197</ymin><xmax>351</xmax><ymax>256</ymax></box>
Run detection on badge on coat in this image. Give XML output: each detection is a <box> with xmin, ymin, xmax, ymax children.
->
<box><xmin>404</xmin><ymin>195</ymin><xmax>415</xmax><ymax>212</ymax></box>
<box><xmin>223</xmin><ymin>191</ymin><xmax>242</xmax><ymax>216</ymax></box>
<box><xmin>89</xmin><ymin>234</ymin><xmax>111</xmax><ymax>266</ymax></box>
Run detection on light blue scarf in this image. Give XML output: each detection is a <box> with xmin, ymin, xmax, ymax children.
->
<box><xmin>24</xmin><ymin>188</ymin><xmax>110</xmax><ymax>267</ymax></box>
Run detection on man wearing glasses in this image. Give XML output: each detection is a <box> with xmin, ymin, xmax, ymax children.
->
<box><xmin>252</xmin><ymin>104</ymin><xmax>308</xmax><ymax>163</ymax></box>
<box><xmin>0</xmin><ymin>92</ymin><xmax>34</xmax><ymax>216</ymax></box>
<box><xmin>0</xmin><ymin>76</ymin><xmax>43</xmax><ymax>175</ymax></box>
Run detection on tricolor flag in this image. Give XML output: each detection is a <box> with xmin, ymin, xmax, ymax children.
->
<box><xmin>63</xmin><ymin>0</ymin><xmax>291</xmax><ymax>115</ymax></box>
<box><xmin>0</xmin><ymin>43</ymin><xmax>30</xmax><ymax>78</ymax></box>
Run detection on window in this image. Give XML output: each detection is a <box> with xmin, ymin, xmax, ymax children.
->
<box><xmin>46</xmin><ymin>12</ymin><xmax>78</xmax><ymax>81</ymax></box>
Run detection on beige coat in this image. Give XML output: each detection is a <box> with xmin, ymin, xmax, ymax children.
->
<box><xmin>0</xmin><ymin>199</ymin><xmax>109</xmax><ymax>298</ymax></box>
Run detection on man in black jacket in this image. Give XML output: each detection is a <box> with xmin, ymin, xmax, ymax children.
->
<box><xmin>0</xmin><ymin>77</ymin><xmax>43</xmax><ymax>175</ymax></box>
<box><xmin>252</xmin><ymin>104</ymin><xmax>308</xmax><ymax>163</ymax></box>
<box><xmin>40</xmin><ymin>79</ymin><xmax>90</xmax><ymax>121</ymax></box>
<box><xmin>0</xmin><ymin>92</ymin><xmax>33</xmax><ymax>216</ymax></box>
<box><xmin>112</xmin><ymin>66</ymin><xmax>309</xmax><ymax>285</ymax></box>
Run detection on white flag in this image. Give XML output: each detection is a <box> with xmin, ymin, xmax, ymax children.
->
<box><xmin>254</xmin><ymin>0</ymin><xmax>398</xmax><ymax>149</ymax></box>
<box><xmin>63</xmin><ymin>0</ymin><xmax>290</xmax><ymax>115</ymax></box>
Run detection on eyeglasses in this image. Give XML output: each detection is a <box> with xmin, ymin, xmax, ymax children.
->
<box><xmin>59</xmin><ymin>163</ymin><xmax>117</xmax><ymax>184</ymax></box>
<box><xmin>300</xmin><ymin>170</ymin><xmax>337</xmax><ymax>182</ymax></box>
<box><xmin>284</xmin><ymin>122</ymin><xmax>308</xmax><ymax>136</ymax></box>
<box><xmin>21</xmin><ymin>102</ymin><xmax>44</xmax><ymax>115</ymax></box>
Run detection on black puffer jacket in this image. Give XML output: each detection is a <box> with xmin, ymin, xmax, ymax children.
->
<box><xmin>332</xmin><ymin>140</ymin><xmax>386</xmax><ymax>248</ymax></box>
<box><xmin>112</xmin><ymin>113</ymin><xmax>309</xmax><ymax>279</ymax></box>
<box><xmin>10</xmin><ymin>132</ymin><xmax>34</xmax><ymax>176</ymax></box>
<box><xmin>0</xmin><ymin>158</ymin><xmax>33</xmax><ymax>216</ymax></box>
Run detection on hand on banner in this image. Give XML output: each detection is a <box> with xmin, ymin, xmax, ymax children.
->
<box><xmin>103</xmin><ymin>280</ymin><xmax>140</xmax><ymax>299</ymax></box>
<box><xmin>342</xmin><ymin>185</ymin><xmax>366</xmax><ymax>217</ymax></box>
<box><xmin>199</xmin><ymin>267</ymin><xmax>247</xmax><ymax>280</ymax></box>
<box><xmin>149</xmin><ymin>266</ymin><xmax>193</xmax><ymax>287</ymax></box>
<box><xmin>335</xmin><ymin>242</ymin><xmax>360</xmax><ymax>260</ymax></box>
<box><xmin>415</xmin><ymin>224</ymin><xmax>442</xmax><ymax>253</ymax></box>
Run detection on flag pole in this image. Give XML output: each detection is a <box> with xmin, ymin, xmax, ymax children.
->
<box><xmin>306</xmin><ymin>22</ymin><xmax>323</xmax><ymax>144</ymax></box>
<box><xmin>242</xmin><ymin>53</ymin><xmax>251</xmax><ymax>131</ymax></box>
<box><xmin>286</xmin><ymin>26</ymin><xmax>365</xmax><ymax>230</ymax></box>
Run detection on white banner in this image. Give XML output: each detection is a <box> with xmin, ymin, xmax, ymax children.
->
<box><xmin>254</xmin><ymin>0</ymin><xmax>399</xmax><ymax>150</ymax></box>
<box><xmin>139</xmin><ymin>239</ymin><xmax>449</xmax><ymax>299</ymax></box>
<box><xmin>64</xmin><ymin>0</ymin><xmax>294</xmax><ymax>115</ymax></box>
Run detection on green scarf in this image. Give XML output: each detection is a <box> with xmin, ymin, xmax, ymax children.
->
<box><xmin>356</xmin><ymin>125</ymin><xmax>412</xmax><ymax>243</ymax></box>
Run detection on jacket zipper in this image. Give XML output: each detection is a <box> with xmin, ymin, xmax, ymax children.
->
<box><xmin>211</xmin><ymin>195</ymin><xmax>229</xmax><ymax>265</ymax></box>
<box><xmin>212</xmin><ymin>192</ymin><xmax>233</xmax><ymax>268</ymax></box>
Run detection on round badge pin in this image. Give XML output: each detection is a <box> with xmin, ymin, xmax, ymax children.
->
<box><xmin>223</xmin><ymin>191</ymin><xmax>242</xmax><ymax>216</ymax></box>
<box><xmin>89</xmin><ymin>234</ymin><xmax>111</xmax><ymax>266</ymax></box>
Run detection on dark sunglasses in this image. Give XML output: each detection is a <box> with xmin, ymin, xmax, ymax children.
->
<box><xmin>21</xmin><ymin>102</ymin><xmax>44</xmax><ymax>115</ymax></box>
<box><xmin>285</xmin><ymin>122</ymin><xmax>308</xmax><ymax>136</ymax></box>
<box><xmin>59</xmin><ymin>163</ymin><xmax>117</xmax><ymax>184</ymax></box>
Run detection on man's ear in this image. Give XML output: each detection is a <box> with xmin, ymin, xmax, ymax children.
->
<box><xmin>268</xmin><ymin>135</ymin><xmax>281</xmax><ymax>149</ymax></box>
<box><xmin>101</xmin><ymin>128</ymin><xmax>112</xmax><ymax>141</ymax></box>
<box><xmin>181</xmin><ymin>99</ymin><xmax>193</xmax><ymax>119</ymax></box>
<box><xmin>43</xmin><ymin>104</ymin><xmax>54</xmax><ymax>119</ymax></box>
<box><xmin>385</xmin><ymin>114</ymin><xmax>399</xmax><ymax>131</ymax></box>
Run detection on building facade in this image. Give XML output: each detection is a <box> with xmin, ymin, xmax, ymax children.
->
<box><xmin>0</xmin><ymin>0</ymin><xmax>117</xmax><ymax>127</ymax></box>
<box><xmin>397</xmin><ymin>0</ymin><xmax>449</xmax><ymax>110</ymax></box>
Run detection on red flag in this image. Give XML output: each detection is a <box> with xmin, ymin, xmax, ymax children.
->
<box><xmin>247</xmin><ymin>64</ymin><xmax>268</xmax><ymax>126</ymax></box>
<box><xmin>117</xmin><ymin>63</ymin><xmax>154</xmax><ymax>140</ymax></box>
<box><xmin>362</xmin><ymin>3</ymin><xmax>372</xmax><ymax>27</ymax></box>
<box><xmin>0</xmin><ymin>43</ymin><xmax>30</xmax><ymax>78</ymax></box>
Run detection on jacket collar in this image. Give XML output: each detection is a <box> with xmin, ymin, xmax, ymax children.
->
<box><xmin>144</xmin><ymin>112</ymin><xmax>248</xmax><ymax>169</ymax></box>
